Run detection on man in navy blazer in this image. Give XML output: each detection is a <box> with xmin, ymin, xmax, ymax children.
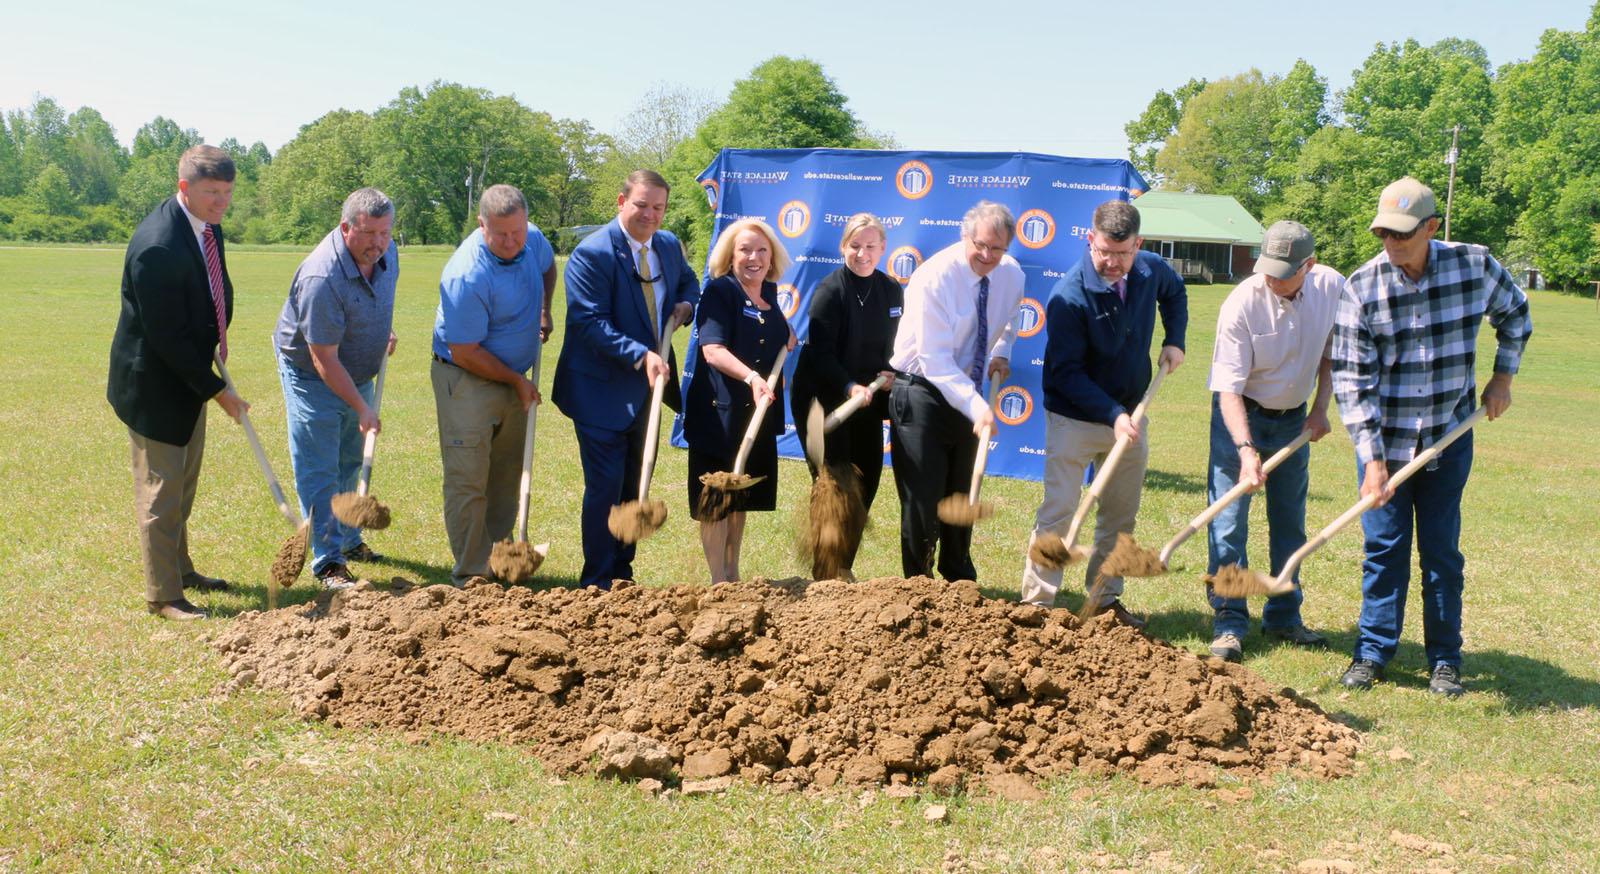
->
<box><xmin>107</xmin><ymin>145</ymin><xmax>250</xmax><ymax>620</ymax></box>
<box><xmin>553</xmin><ymin>169</ymin><xmax>697</xmax><ymax>588</ymax></box>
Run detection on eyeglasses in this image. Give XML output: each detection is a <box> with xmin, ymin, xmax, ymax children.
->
<box><xmin>1088</xmin><ymin>244</ymin><xmax>1137</xmax><ymax>262</ymax></box>
<box><xmin>969</xmin><ymin>239</ymin><xmax>1008</xmax><ymax>257</ymax></box>
<box><xmin>1372</xmin><ymin>217</ymin><xmax>1435</xmax><ymax>241</ymax></box>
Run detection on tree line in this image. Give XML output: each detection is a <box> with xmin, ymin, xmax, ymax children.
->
<box><xmin>0</xmin><ymin>56</ymin><xmax>882</xmax><ymax>265</ymax></box>
<box><xmin>1127</xmin><ymin>4</ymin><xmax>1600</xmax><ymax>288</ymax></box>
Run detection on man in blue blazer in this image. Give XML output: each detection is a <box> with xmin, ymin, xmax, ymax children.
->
<box><xmin>553</xmin><ymin>169</ymin><xmax>698</xmax><ymax>588</ymax></box>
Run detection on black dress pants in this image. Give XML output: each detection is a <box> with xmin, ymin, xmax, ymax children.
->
<box><xmin>888</xmin><ymin>376</ymin><xmax>979</xmax><ymax>581</ymax></box>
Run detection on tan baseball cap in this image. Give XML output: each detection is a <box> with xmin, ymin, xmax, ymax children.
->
<box><xmin>1254</xmin><ymin>220</ymin><xmax>1315</xmax><ymax>280</ymax></box>
<box><xmin>1370</xmin><ymin>176</ymin><xmax>1437</xmax><ymax>233</ymax></box>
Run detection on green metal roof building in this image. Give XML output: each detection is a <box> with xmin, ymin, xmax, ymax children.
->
<box><xmin>1131</xmin><ymin>190</ymin><xmax>1265</xmax><ymax>284</ymax></box>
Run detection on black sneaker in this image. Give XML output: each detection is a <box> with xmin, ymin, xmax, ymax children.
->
<box><xmin>1428</xmin><ymin>664</ymin><xmax>1465</xmax><ymax>697</ymax></box>
<box><xmin>315</xmin><ymin>563</ymin><xmax>357</xmax><ymax>591</ymax></box>
<box><xmin>1339</xmin><ymin>659</ymin><xmax>1384</xmax><ymax>690</ymax></box>
<box><xmin>343</xmin><ymin>543</ymin><xmax>385</xmax><ymax>563</ymax></box>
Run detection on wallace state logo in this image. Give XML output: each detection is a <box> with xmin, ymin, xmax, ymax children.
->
<box><xmin>776</xmin><ymin>284</ymin><xmax>801</xmax><ymax>319</ymax></box>
<box><xmin>895</xmin><ymin>161</ymin><xmax>933</xmax><ymax>200</ymax></box>
<box><xmin>1016</xmin><ymin>209</ymin><xmax>1055</xmax><ymax>249</ymax></box>
<box><xmin>887</xmin><ymin>245</ymin><xmax>923</xmax><ymax>284</ymax></box>
<box><xmin>1015</xmin><ymin>297</ymin><xmax>1045</xmax><ymax>338</ymax></box>
<box><xmin>700</xmin><ymin>178</ymin><xmax>719</xmax><ymax>209</ymax></box>
<box><xmin>995</xmin><ymin>385</ymin><xmax>1034</xmax><ymax>426</ymax></box>
<box><xmin>778</xmin><ymin>200</ymin><xmax>811</xmax><ymax>238</ymax></box>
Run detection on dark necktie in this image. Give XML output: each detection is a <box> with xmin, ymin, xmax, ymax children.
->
<box><xmin>1113</xmin><ymin>277</ymin><xmax>1126</xmax><ymax>303</ymax></box>
<box><xmin>202</xmin><ymin>226</ymin><xmax>227</xmax><ymax>362</ymax></box>
<box><xmin>969</xmin><ymin>275</ymin><xmax>990</xmax><ymax>387</ymax></box>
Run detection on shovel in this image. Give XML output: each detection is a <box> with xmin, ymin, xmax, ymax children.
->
<box><xmin>608</xmin><ymin>314</ymin><xmax>681</xmax><ymax>543</ymax></box>
<box><xmin>1212</xmin><ymin>407</ymin><xmax>1489</xmax><ymax>598</ymax></box>
<box><xmin>489</xmin><ymin>353</ymin><xmax>550</xmax><ymax>583</ymax></box>
<box><xmin>1030</xmin><ymin>363</ymin><xmax>1169</xmax><ymax>571</ymax></box>
<box><xmin>331</xmin><ymin>352</ymin><xmax>392</xmax><ymax>530</ymax></box>
<box><xmin>214</xmin><ymin>354</ymin><xmax>305</xmax><ymax>609</ymax></box>
<box><xmin>1104</xmin><ymin>430</ymin><xmax>1314</xmax><ymax>578</ymax></box>
<box><xmin>936</xmin><ymin>380</ymin><xmax>1002</xmax><ymax>526</ymax></box>
<box><xmin>822</xmin><ymin>373</ymin><xmax>891</xmax><ymax>433</ymax></box>
<box><xmin>697</xmin><ymin>346</ymin><xmax>788</xmax><ymax>520</ymax></box>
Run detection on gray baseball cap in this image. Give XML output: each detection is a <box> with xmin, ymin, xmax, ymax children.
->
<box><xmin>1253</xmin><ymin>220</ymin><xmax>1315</xmax><ymax>280</ymax></box>
<box><xmin>1370</xmin><ymin>176</ymin><xmax>1437</xmax><ymax>233</ymax></box>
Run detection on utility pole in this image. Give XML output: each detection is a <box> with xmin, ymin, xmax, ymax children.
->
<box><xmin>1443</xmin><ymin>125</ymin><xmax>1460</xmax><ymax>242</ymax></box>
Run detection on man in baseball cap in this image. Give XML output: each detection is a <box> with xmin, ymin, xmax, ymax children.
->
<box><xmin>1330</xmin><ymin>177</ymin><xmax>1532</xmax><ymax>697</ymax></box>
<box><xmin>1202</xmin><ymin>220</ymin><xmax>1344</xmax><ymax>661</ymax></box>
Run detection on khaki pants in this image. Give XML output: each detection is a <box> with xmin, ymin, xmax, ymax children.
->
<box><xmin>1019</xmin><ymin>411</ymin><xmax>1148</xmax><ymax>608</ymax></box>
<box><xmin>128</xmin><ymin>411</ymin><xmax>206</xmax><ymax>604</ymax></box>
<box><xmin>431</xmin><ymin>359</ymin><xmax>527</xmax><ymax>583</ymax></box>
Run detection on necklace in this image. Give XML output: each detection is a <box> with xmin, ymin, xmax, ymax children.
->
<box><xmin>849</xmin><ymin>273</ymin><xmax>872</xmax><ymax>307</ymax></box>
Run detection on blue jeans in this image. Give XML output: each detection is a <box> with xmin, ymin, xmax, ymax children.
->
<box><xmin>1353</xmin><ymin>432</ymin><xmax>1472</xmax><ymax>669</ymax></box>
<box><xmin>1206</xmin><ymin>396</ymin><xmax>1309</xmax><ymax>639</ymax></box>
<box><xmin>278</xmin><ymin>355</ymin><xmax>374</xmax><ymax>574</ymax></box>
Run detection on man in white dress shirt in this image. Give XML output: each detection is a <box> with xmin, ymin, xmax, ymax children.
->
<box><xmin>1203</xmin><ymin>220</ymin><xmax>1342</xmax><ymax>660</ymax></box>
<box><xmin>888</xmin><ymin>200</ymin><xmax>1026</xmax><ymax>582</ymax></box>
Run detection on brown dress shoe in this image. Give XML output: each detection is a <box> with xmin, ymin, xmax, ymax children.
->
<box><xmin>182</xmin><ymin>571</ymin><xmax>231</xmax><ymax>592</ymax></box>
<box><xmin>1096</xmin><ymin>599</ymin><xmax>1147</xmax><ymax>630</ymax></box>
<box><xmin>147</xmin><ymin>598</ymin><xmax>208</xmax><ymax>621</ymax></box>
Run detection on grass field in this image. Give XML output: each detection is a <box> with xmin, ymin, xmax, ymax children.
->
<box><xmin>1</xmin><ymin>242</ymin><xmax>1596</xmax><ymax>871</ymax></box>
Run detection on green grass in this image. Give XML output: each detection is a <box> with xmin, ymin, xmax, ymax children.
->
<box><xmin>1</xmin><ymin>244</ymin><xmax>1596</xmax><ymax>871</ymax></box>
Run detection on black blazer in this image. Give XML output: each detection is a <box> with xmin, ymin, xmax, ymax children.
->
<box><xmin>107</xmin><ymin>196</ymin><xmax>231</xmax><ymax>445</ymax></box>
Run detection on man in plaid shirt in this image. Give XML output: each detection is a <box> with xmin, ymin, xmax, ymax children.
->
<box><xmin>1331</xmin><ymin>176</ymin><xmax>1532</xmax><ymax>697</ymax></box>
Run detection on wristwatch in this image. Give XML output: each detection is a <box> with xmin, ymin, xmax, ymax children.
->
<box><xmin>1235</xmin><ymin>440</ymin><xmax>1256</xmax><ymax>451</ymax></box>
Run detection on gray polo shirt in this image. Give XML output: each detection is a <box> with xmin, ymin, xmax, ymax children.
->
<box><xmin>275</xmin><ymin>228</ymin><xmax>398</xmax><ymax>384</ymax></box>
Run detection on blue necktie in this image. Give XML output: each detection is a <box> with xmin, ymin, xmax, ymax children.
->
<box><xmin>969</xmin><ymin>275</ymin><xmax>990</xmax><ymax>388</ymax></box>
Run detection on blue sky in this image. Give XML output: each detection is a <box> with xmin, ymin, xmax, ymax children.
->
<box><xmin>2</xmin><ymin>0</ymin><xmax>1588</xmax><ymax>160</ymax></box>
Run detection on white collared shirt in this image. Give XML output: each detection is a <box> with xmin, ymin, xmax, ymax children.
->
<box><xmin>890</xmin><ymin>240</ymin><xmax>1026</xmax><ymax>422</ymax></box>
<box><xmin>175</xmin><ymin>192</ymin><xmax>209</xmax><ymax>255</ymax></box>
<box><xmin>624</xmin><ymin>228</ymin><xmax>665</xmax><ymax>327</ymax></box>
<box><xmin>1208</xmin><ymin>263</ymin><xmax>1344</xmax><ymax>410</ymax></box>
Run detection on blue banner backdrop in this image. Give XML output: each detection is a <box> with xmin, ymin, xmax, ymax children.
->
<box><xmin>669</xmin><ymin>148</ymin><xmax>1148</xmax><ymax>482</ymax></box>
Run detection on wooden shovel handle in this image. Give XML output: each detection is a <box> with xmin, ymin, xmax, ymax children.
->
<box><xmin>1160</xmin><ymin>430</ymin><xmax>1313</xmax><ymax>564</ymax></box>
<box><xmin>215</xmin><ymin>354</ymin><xmax>301</xmax><ymax>528</ymax></box>
<box><xmin>635</xmin><ymin>315</ymin><xmax>681</xmax><ymax>502</ymax></box>
<box><xmin>1271</xmin><ymin>406</ymin><xmax>1488</xmax><ymax>588</ymax></box>
<box><xmin>731</xmin><ymin>346</ymin><xmax>789</xmax><ymax>476</ymax></box>
<box><xmin>356</xmin><ymin>353</ymin><xmax>389</xmax><ymax>497</ymax></box>
<box><xmin>966</xmin><ymin>381</ymin><xmax>1002</xmax><ymax>504</ymax></box>
<box><xmin>1062</xmin><ymin>364</ymin><xmax>1169</xmax><ymax>546</ymax></box>
<box><xmin>512</xmin><ymin>352</ymin><xmax>541</xmax><ymax>544</ymax></box>
<box><xmin>823</xmin><ymin>374</ymin><xmax>891</xmax><ymax>433</ymax></box>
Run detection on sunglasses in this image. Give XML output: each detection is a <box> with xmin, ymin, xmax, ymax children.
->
<box><xmin>1372</xmin><ymin>217</ymin><xmax>1435</xmax><ymax>241</ymax></box>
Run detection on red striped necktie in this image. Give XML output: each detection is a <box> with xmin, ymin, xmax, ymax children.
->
<box><xmin>202</xmin><ymin>225</ymin><xmax>227</xmax><ymax>362</ymax></box>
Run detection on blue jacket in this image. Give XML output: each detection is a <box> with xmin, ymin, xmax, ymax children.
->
<box><xmin>552</xmin><ymin>220</ymin><xmax>699</xmax><ymax>432</ymax></box>
<box><xmin>1043</xmin><ymin>249</ymin><xmax>1187</xmax><ymax>426</ymax></box>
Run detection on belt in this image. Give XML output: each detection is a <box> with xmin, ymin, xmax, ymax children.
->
<box><xmin>1243</xmin><ymin>397</ymin><xmax>1305</xmax><ymax>418</ymax></box>
<box><xmin>893</xmin><ymin>370</ymin><xmax>930</xmax><ymax>389</ymax></box>
<box><xmin>433</xmin><ymin>352</ymin><xmax>459</xmax><ymax>368</ymax></box>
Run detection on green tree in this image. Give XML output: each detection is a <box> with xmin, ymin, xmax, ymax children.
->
<box><xmin>1154</xmin><ymin>71</ymin><xmax>1281</xmax><ymax>214</ymax></box>
<box><xmin>64</xmin><ymin>107</ymin><xmax>126</xmax><ymax>206</ymax></box>
<box><xmin>16</xmin><ymin>97</ymin><xmax>69</xmax><ymax>180</ymax></box>
<box><xmin>26</xmin><ymin>163</ymin><xmax>77</xmax><ymax>216</ymax></box>
<box><xmin>1489</xmin><ymin>5</ymin><xmax>1600</xmax><ymax>287</ymax></box>
<box><xmin>1124</xmin><ymin>77</ymin><xmax>1206</xmax><ymax>180</ymax></box>
<box><xmin>663</xmin><ymin>56</ymin><xmax>881</xmax><ymax>262</ymax></box>
<box><xmin>258</xmin><ymin>110</ymin><xmax>375</xmax><ymax>244</ymax></box>
<box><xmin>117</xmin><ymin>154</ymin><xmax>179</xmax><ymax>222</ymax></box>
<box><xmin>546</xmin><ymin>118</ymin><xmax>614</xmax><ymax>232</ymax></box>
<box><xmin>131</xmin><ymin>117</ymin><xmax>201</xmax><ymax>160</ymax></box>
<box><xmin>0</xmin><ymin>113</ymin><xmax>22</xmax><ymax>197</ymax></box>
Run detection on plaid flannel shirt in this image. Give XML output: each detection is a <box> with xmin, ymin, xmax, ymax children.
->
<box><xmin>1332</xmin><ymin>240</ymin><xmax>1531</xmax><ymax>466</ymax></box>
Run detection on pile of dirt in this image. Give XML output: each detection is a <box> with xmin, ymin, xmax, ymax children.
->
<box><xmin>212</xmin><ymin>577</ymin><xmax>1358</xmax><ymax>793</ymax></box>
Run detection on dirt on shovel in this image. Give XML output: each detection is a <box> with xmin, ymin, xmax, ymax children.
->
<box><xmin>1100</xmin><ymin>532</ymin><xmax>1166</xmax><ymax>578</ymax></box>
<box><xmin>798</xmin><ymin>463</ymin><xmax>867</xmax><ymax>581</ymax></box>
<box><xmin>609</xmin><ymin>500</ymin><xmax>668</xmax><ymax>545</ymax></box>
<box><xmin>270</xmin><ymin>521</ymin><xmax>309</xmax><ymax>589</ymax></box>
<box><xmin>331</xmin><ymin>492</ymin><xmax>391</xmax><ymax>530</ymax></box>
<box><xmin>490</xmin><ymin>540</ymin><xmax>546</xmax><ymax>584</ymax></box>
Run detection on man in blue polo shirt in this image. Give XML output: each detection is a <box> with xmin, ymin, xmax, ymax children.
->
<box><xmin>274</xmin><ymin>187</ymin><xmax>399</xmax><ymax>589</ymax></box>
<box><xmin>431</xmin><ymin>184</ymin><xmax>557</xmax><ymax>585</ymax></box>
<box><xmin>1019</xmin><ymin>199</ymin><xmax>1187</xmax><ymax>627</ymax></box>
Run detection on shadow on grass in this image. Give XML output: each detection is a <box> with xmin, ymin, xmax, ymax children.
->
<box><xmin>1362</xmin><ymin>639</ymin><xmax>1600</xmax><ymax>711</ymax></box>
<box><xmin>1143</xmin><ymin>468</ymin><xmax>1206</xmax><ymax>495</ymax></box>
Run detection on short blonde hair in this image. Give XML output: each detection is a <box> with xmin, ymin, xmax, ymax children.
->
<box><xmin>838</xmin><ymin>212</ymin><xmax>886</xmax><ymax>255</ymax></box>
<box><xmin>707</xmin><ymin>219</ymin><xmax>790</xmax><ymax>281</ymax></box>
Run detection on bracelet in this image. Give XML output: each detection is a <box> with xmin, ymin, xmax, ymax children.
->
<box><xmin>744</xmin><ymin>371</ymin><xmax>760</xmax><ymax>386</ymax></box>
<box><xmin>1235</xmin><ymin>440</ymin><xmax>1256</xmax><ymax>451</ymax></box>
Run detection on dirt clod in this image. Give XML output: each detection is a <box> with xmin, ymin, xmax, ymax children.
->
<box><xmin>1027</xmin><ymin>535</ymin><xmax>1079</xmax><ymax>572</ymax></box>
<box><xmin>608</xmin><ymin>499</ymin><xmax>668</xmax><ymax>544</ymax></box>
<box><xmin>1100</xmin><ymin>532</ymin><xmax>1165</xmax><ymax>578</ymax></box>
<box><xmin>488</xmin><ymin>540</ymin><xmax>545</xmax><ymax>583</ymax></box>
<box><xmin>935</xmin><ymin>494</ymin><xmax>993</xmax><ymax>527</ymax></box>
<box><xmin>696</xmin><ymin>472</ymin><xmax>762</xmax><ymax>521</ymax></box>
<box><xmin>799</xmin><ymin>464</ymin><xmax>867</xmax><ymax>581</ymax></box>
<box><xmin>215</xmin><ymin>576</ymin><xmax>1359</xmax><ymax>792</ymax></box>
<box><xmin>1209</xmin><ymin>565</ymin><xmax>1274</xmax><ymax>598</ymax></box>
<box><xmin>331</xmin><ymin>492</ymin><xmax>391</xmax><ymax>530</ymax></box>
<box><xmin>270</xmin><ymin>522</ymin><xmax>309</xmax><ymax>589</ymax></box>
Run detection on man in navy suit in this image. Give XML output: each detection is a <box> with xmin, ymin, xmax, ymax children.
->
<box><xmin>108</xmin><ymin>145</ymin><xmax>250</xmax><ymax>620</ymax></box>
<box><xmin>553</xmin><ymin>169</ymin><xmax>698</xmax><ymax>589</ymax></box>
